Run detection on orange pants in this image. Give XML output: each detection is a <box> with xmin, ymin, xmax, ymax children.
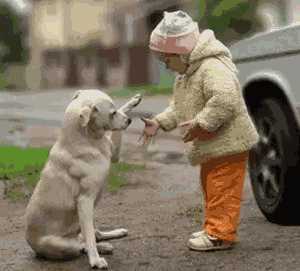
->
<box><xmin>200</xmin><ymin>151</ymin><xmax>249</xmax><ymax>242</ymax></box>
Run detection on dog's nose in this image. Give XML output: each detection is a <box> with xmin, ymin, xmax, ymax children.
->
<box><xmin>127</xmin><ymin>118</ymin><xmax>132</xmax><ymax>125</ymax></box>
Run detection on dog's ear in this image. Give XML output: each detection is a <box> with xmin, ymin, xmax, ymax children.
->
<box><xmin>72</xmin><ymin>90</ymin><xmax>81</xmax><ymax>100</ymax></box>
<box><xmin>93</xmin><ymin>104</ymin><xmax>101</xmax><ymax>113</ymax></box>
<box><xmin>79</xmin><ymin>106</ymin><xmax>92</xmax><ymax>127</ymax></box>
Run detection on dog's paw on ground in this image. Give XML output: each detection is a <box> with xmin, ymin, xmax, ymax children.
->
<box><xmin>89</xmin><ymin>256</ymin><xmax>108</xmax><ymax>269</ymax></box>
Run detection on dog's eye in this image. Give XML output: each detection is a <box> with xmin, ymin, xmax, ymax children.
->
<box><xmin>111</xmin><ymin>111</ymin><xmax>116</xmax><ymax>116</ymax></box>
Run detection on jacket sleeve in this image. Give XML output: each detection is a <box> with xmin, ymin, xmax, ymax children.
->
<box><xmin>154</xmin><ymin>99</ymin><xmax>178</xmax><ymax>132</ymax></box>
<box><xmin>193</xmin><ymin>66</ymin><xmax>239</xmax><ymax>132</ymax></box>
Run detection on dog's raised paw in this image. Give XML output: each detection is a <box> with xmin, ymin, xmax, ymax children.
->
<box><xmin>132</xmin><ymin>94</ymin><xmax>142</xmax><ymax>106</ymax></box>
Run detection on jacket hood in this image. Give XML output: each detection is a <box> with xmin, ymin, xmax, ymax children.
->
<box><xmin>186</xmin><ymin>29</ymin><xmax>238</xmax><ymax>75</ymax></box>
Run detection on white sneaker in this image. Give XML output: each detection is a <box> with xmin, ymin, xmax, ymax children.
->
<box><xmin>190</xmin><ymin>230</ymin><xmax>206</xmax><ymax>239</ymax></box>
<box><xmin>188</xmin><ymin>232</ymin><xmax>234</xmax><ymax>251</ymax></box>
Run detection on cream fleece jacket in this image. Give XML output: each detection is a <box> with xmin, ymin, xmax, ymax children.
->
<box><xmin>154</xmin><ymin>29</ymin><xmax>259</xmax><ymax>165</ymax></box>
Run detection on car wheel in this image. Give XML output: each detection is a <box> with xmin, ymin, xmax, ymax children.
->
<box><xmin>249</xmin><ymin>98</ymin><xmax>300</xmax><ymax>224</ymax></box>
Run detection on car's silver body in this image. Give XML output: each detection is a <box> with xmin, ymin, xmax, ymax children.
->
<box><xmin>230</xmin><ymin>23</ymin><xmax>300</xmax><ymax>125</ymax></box>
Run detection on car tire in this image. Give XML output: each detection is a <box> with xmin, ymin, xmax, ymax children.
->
<box><xmin>249</xmin><ymin>98</ymin><xmax>300</xmax><ymax>224</ymax></box>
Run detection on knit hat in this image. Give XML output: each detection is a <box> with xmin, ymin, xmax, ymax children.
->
<box><xmin>149</xmin><ymin>10</ymin><xmax>200</xmax><ymax>54</ymax></box>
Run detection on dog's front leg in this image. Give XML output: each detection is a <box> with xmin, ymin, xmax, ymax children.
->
<box><xmin>78</xmin><ymin>195</ymin><xmax>108</xmax><ymax>269</ymax></box>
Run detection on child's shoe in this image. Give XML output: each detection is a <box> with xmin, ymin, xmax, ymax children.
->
<box><xmin>188</xmin><ymin>232</ymin><xmax>234</xmax><ymax>251</ymax></box>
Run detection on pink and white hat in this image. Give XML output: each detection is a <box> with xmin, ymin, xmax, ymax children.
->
<box><xmin>149</xmin><ymin>11</ymin><xmax>200</xmax><ymax>55</ymax></box>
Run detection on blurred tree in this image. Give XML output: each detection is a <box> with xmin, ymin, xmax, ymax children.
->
<box><xmin>197</xmin><ymin>0</ymin><xmax>260</xmax><ymax>43</ymax></box>
<box><xmin>0</xmin><ymin>1</ymin><xmax>27</xmax><ymax>71</ymax></box>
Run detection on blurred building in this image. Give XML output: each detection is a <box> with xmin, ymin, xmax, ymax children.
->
<box><xmin>286</xmin><ymin>0</ymin><xmax>300</xmax><ymax>23</ymax></box>
<box><xmin>256</xmin><ymin>0</ymin><xmax>300</xmax><ymax>31</ymax></box>
<box><xmin>25</xmin><ymin>0</ymin><xmax>196</xmax><ymax>91</ymax></box>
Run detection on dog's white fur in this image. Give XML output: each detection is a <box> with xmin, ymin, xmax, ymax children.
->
<box><xmin>25</xmin><ymin>89</ymin><xmax>141</xmax><ymax>269</ymax></box>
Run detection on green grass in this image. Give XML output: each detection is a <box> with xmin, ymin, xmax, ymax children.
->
<box><xmin>0</xmin><ymin>145</ymin><xmax>49</xmax><ymax>184</ymax></box>
<box><xmin>107</xmin><ymin>162</ymin><xmax>145</xmax><ymax>192</ymax></box>
<box><xmin>0</xmin><ymin>70</ymin><xmax>7</xmax><ymax>90</ymax></box>
<box><xmin>110</xmin><ymin>84</ymin><xmax>172</xmax><ymax>98</ymax></box>
<box><xmin>6</xmin><ymin>190</ymin><xmax>24</xmax><ymax>201</ymax></box>
<box><xmin>0</xmin><ymin>145</ymin><xmax>49</xmax><ymax>201</ymax></box>
<box><xmin>0</xmin><ymin>146</ymin><xmax>145</xmax><ymax>199</ymax></box>
<box><xmin>106</xmin><ymin>67</ymin><xmax>175</xmax><ymax>98</ymax></box>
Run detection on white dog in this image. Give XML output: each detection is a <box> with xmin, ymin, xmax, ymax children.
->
<box><xmin>25</xmin><ymin>89</ymin><xmax>142</xmax><ymax>269</ymax></box>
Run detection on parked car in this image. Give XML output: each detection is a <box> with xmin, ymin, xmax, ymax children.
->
<box><xmin>230</xmin><ymin>24</ymin><xmax>300</xmax><ymax>224</ymax></box>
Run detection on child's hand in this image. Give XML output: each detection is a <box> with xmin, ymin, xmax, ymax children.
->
<box><xmin>140</xmin><ymin>118</ymin><xmax>160</xmax><ymax>145</ymax></box>
<box><xmin>179</xmin><ymin>120</ymin><xmax>217</xmax><ymax>143</ymax></box>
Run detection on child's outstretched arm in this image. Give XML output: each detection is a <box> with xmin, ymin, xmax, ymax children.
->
<box><xmin>140</xmin><ymin>98</ymin><xmax>177</xmax><ymax>145</ymax></box>
<box><xmin>153</xmin><ymin>98</ymin><xmax>178</xmax><ymax>132</ymax></box>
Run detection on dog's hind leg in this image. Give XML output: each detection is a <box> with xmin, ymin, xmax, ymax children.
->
<box><xmin>37</xmin><ymin>235</ymin><xmax>84</xmax><ymax>260</ymax></box>
<box><xmin>78</xmin><ymin>234</ymin><xmax>113</xmax><ymax>255</ymax></box>
<box><xmin>95</xmin><ymin>228</ymin><xmax>128</xmax><ymax>241</ymax></box>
